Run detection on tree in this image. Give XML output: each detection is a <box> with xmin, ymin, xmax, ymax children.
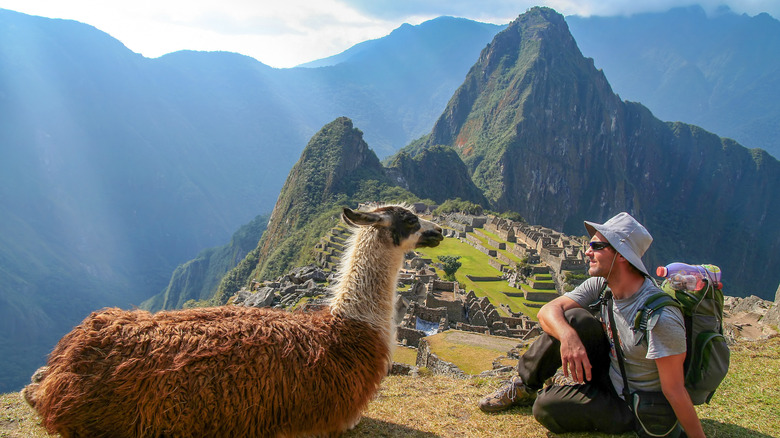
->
<box><xmin>438</xmin><ymin>255</ymin><xmax>462</xmax><ymax>281</ymax></box>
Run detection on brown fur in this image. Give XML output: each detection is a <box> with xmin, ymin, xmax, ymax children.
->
<box><xmin>26</xmin><ymin>306</ymin><xmax>388</xmax><ymax>437</ymax></box>
<box><xmin>22</xmin><ymin>205</ymin><xmax>442</xmax><ymax>437</ymax></box>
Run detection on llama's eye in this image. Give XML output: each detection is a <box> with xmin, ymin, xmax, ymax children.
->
<box><xmin>405</xmin><ymin>216</ymin><xmax>418</xmax><ymax>225</ymax></box>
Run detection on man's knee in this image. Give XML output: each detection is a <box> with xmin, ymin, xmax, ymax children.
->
<box><xmin>564</xmin><ymin>308</ymin><xmax>605</xmax><ymax>341</ymax></box>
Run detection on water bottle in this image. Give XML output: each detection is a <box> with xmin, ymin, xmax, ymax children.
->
<box><xmin>656</xmin><ymin>262</ymin><xmax>722</xmax><ymax>290</ymax></box>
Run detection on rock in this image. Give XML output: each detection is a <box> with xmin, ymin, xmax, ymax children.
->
<box><xmin>470</xmin><ymin>310</ymin><xmax>487</xmax><ymax>326</ymax></box>
<box><xmin>730</xmin><ymin>295</ymin><xmax>772</xmax><ymax>315</ymax></box>
<box><xmin>280</xmin><ymin>285</ymin><xmax>298</xmax><ymax>296</ymax></box>
<box><xmin>389</xmin><ymin>362</ymin><xmax>416</xmax><ymax>376</ymax></box>
<box><xmin>232</xmin><ymin>290</ymin><xmax>252</xmax><ymax>305</ymax></box>
<box><xmin>243</xmin><ymin>287</ymin><xmax>276</xmax><ymax>308</ymax></box>
<box><xmin>764</xmin><ymin>304</ymin><xmax>780</xmax><ymax>328</ymax></box>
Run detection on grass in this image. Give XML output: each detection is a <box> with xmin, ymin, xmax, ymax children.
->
<box><xmin>393</xmin><ymin>345</ymin><xmax>419</xmax><ymax>366</ymax></box>
<box><xmin>424</xmin><ymin>330</ymin><xmax>521</xmax><ymax>374</ymax></box>
<box><xmin>4</xmin><ymin>337</ymin><xmax>779</xmax><ymax>437</ymax></box>
<box><xmin>352</xmin><ymin>334</ymin><xmax>780</xmax><ymax>437</ymax></box>
<box><xmin>416</xmin><ymin>236</ymin><xmax>542</xmax><ymax>319</ymax></box>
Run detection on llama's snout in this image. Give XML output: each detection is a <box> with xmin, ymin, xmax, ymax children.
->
<box><xmin>417</xmin><ymin>225</ymin><xmax>443</xmax><ymax>248</ymax></box>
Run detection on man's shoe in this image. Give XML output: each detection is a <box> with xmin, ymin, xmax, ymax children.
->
<box><xmin>478</xmin><ymin>376</ymin><xmax>537</xmax><ymax>413</ymax></box>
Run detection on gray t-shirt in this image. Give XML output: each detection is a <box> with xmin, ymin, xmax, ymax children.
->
<box><xmin>565</xmin><ymin>277</ymin><xmax>686</xmax><ymax>397</ymax></box>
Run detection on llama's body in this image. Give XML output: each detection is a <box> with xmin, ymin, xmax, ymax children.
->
<box><xmin>23</xmin><ymin>205</ymin><xmax>442</xmax><ymax>438</ymax></box>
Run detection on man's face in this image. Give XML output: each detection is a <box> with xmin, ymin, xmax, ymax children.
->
<box><xmin>585</xmin><ymin>232</ymin><xmax>617</xmax><ymax>277</ymax></box>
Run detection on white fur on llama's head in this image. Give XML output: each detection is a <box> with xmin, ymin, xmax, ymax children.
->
<box><xmin>329</xmin><ymin>204</ymin><xmax>443</xmax><ymax>330</ymax></box>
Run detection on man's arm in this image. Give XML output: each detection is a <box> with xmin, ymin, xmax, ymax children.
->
<box><xmin>656</xmin><ymin>353</ymin><xmax>705</xmax><ymax>438</ymax></box>
<box><xmin>537</xmin><ymin>296</ymin><xmax>590</xmax><ymax>383</ymax></box>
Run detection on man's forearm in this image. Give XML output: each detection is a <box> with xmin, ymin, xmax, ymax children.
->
<box><xmin>664</xmin><ymin>386</ymin><xmax>705</xmax><ymax>438</ymax></box>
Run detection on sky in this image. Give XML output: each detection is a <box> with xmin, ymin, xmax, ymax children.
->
<box><xmin>0</xmin><ymin>1</ymin><xmax>777</xmax><ymax>68</ymax></box>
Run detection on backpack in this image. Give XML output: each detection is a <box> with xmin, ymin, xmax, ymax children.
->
<box><xmin>633</xmin><ymin>265</ymin><xmax>730</xmax><ymax>405</ymax></box>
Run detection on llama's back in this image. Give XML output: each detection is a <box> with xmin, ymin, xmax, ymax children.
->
<box><xmin>26</xmin><ymin>306</ymin><xmax>390</xmax><ymax>437</ymax></box>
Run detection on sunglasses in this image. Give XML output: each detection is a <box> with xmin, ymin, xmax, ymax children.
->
<box><xmin>589</xmin><ymin>241</ymin><xmax>612</xmax><ymax>251</ymax></box>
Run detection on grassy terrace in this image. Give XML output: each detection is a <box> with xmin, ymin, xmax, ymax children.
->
<box><xmin>470</xmin><ymin>227</ymin><xmax>525</xmax><ymax>266</ymax></box>
<box><xmin>416</xmin><ymin>235</ymin><xmax>546</xmax><ymax>320</ymax></box>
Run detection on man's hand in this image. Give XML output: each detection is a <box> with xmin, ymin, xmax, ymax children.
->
<box><xmin>538</xmin><ymin>295</ymin><xmax>592</xmax><ymax>383</ymax></box>
<box><xmin>560</xmin><ymin>329</ymin><xmax>592</xmax><ymax>383</ymax></box>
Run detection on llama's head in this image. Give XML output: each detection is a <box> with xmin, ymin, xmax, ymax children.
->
<box><xmin>342</xmin><ymin>205</ymin><xmax>443</xmax><ymax>250</ymax></box>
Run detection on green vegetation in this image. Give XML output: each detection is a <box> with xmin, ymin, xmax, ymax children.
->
<box><xmin>433</xmin><ymin>198</ymin><xmax>484</xmax><ymax>215</ymax></box>
<box><xmin>215</xmin><ymin>118</ymin><xmax>423</xmax><ymax>302</ymax></box>
<box><xmin>438</xmin><ymin>255</ymin><xmax>462</xmax><ymax>281</ymax></box>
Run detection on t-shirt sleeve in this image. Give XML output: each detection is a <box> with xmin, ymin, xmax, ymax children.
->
<box><xmin>646</xmin><ymin>306</ymin><xmax>687</xmax><ymax>359</ymax></box>
<box><xmin>564</xmin><ymin>277</ymin><xmax>605</xmax><ymax>309</ymax></box>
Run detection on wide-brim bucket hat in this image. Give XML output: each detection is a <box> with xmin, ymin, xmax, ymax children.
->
<box><xmin>584</xmin><ymin>212</ymin><xmax>652</xmax><ymax>277</ymax></box>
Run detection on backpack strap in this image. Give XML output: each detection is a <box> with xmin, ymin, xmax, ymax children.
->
<box><xmin>604</xmin><ymin>289</ymin><xmax>634</xmax><ymax>404</ymax></box>
<box><xmin>588</xmin><ymin>278</ymin><xmax>610</xmax><ymax>313</ymax></box>
<box><xmin>632</xmin><ymin>292</ymin><xmax>682</xmax><ymax>346</ymax></box>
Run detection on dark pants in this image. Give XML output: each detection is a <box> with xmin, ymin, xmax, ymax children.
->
<box><xmin>517</xmin><ymin>308</ymin><xmax>636</xmax><ymax>434</ymax></box>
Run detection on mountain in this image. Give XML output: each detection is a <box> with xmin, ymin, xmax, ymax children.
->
<box><xmin>289</xmin><ymin>16</ymin><xmax>504</xmax><ymax>157</ymax></box>
<box><xmin>3</xmin><ymin>4</ymin><xmax>780</xmax><ymax>392</ymax></box>
<box><xmin>0</xmin><ymin>9</ymin><xmax>310</xmax><ymax>392</ymax></box>
<box><xmin>140</xmin><ymin>213</ymin><xmax>269</xmax><ymax>311</ymax></box>
<box><xmin>385</xmin><ymin>145</ymin><xmax>489</xmax><ymax>206</ymax></box>
<box><xmin>403</xmin><ymin>7</ymin><xmax>779</xmax><ymax>299</ymax></box>
<box><xmin>566</xmin><ymin>6</ymin><xmax>780</xmax><ymax>159</ymax></box>
<box><xmin>215</xmin><ymin>117</ymin><xmax>421</xmax><ymax>302</ymax></box>
<box><xmin>299</xmin><ymin>16</ymin><xmax>503</xmax><ymax>69</ymax></box>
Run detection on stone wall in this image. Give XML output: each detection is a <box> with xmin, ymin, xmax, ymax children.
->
<box><xmin>416</xmin><ymin>338</ymin><xmax>466</xmax><ymax>377</ymax></box>
<box><xmin>489</xmin><ymin>258</ymin><xmax>509</xmax><ymax>272</ymax></box>
<box><xmin>465</xmin><ymin>233</ymin><xmax>497</xmax><ymax>257</ymax></box>
<box><xmin>466</xmin><ymin>274</ymin><xmax>504</xmax><ymax>282</ymax></box>
<box><xmin>397</xmin><ymin>326</ymin><xmax>426</xmax><ymax>347</ymax></box>
<box><xmin>426</xmin><ymin>295</ymin><xmax>464</xmax><ymax>324</ymax></box>
<box><xmin>524</xmin><ymin>291</ymin><xmax>557</xmax><ymax>302</ymax></box>
<box><xmin>529</xmin><ymin>279</ymin><xmax>556</xmax><ymax>290</ymax></box>
<box><xmin>455</xmin><ymin>322</ymin><xmax>491</xmax><ymax>334</ymax></box>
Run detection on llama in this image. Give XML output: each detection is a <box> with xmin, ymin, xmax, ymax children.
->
<box><xmin>22</xmin><ymin>204</ymin><xmax>443</xmax><ymax>438</ymax></box>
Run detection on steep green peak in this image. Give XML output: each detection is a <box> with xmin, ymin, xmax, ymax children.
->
<box><xmin>273</xmin><ymin>117</ymin><xmax>384</xmax><ymax>221</ymax></box>
<box><xmin>296</xmin><ymin>116</ymin><xmax>383</xmax><ymax>180</ymax></box>
<box><xmin>426</xmin><ymin>6</ymin><xmax>597</xmax><ymax>162</ymax></box>
<box><xmin>478</xmin><ymin>7</ymin><xmax>575</xmax><ymax>76</ymax></box>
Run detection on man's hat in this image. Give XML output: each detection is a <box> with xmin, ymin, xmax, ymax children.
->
<box><xmin>584</xmin><ymin>212</ymin><xmax>652</xmax><ymax>277</ymax></box>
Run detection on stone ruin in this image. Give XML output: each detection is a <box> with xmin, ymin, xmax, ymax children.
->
<box><xmin>232</xmin><ymin>265</ymin><xmax>331</xmax><ymax>311</ymax></box>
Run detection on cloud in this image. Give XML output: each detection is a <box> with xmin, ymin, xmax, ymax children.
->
<box><xmin>339</xmin><ymin>0</ymin><xmax>779</xmax><ymax>21</ymax></box>
<box><xmin>1</xmin><ymin>0</ymin><xmax>777</xmax><ymax>67</ymax></box>
<box><xmin>338</xmin><ymin>0</ymin><xmax>531</xmax><ymax>22</ymax></box>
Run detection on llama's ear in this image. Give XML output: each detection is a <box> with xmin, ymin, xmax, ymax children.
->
<box><xmin>342</xmin><ymin>208</ymin><xmax>382</xmax><ymax>226</ymax></box>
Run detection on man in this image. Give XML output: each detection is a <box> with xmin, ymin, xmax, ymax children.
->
<box><xmin>478</xmin><ymin>212</ymin><xmax>705</xmax><ymax>438</ymax></box>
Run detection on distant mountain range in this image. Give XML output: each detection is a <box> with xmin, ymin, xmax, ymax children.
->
<box><xmin>567</xmin><ymin>5</ymin><xmax>780</xmax><ymax>159</ymax></box>
<box><xmin>1</xmin><ymin>5</ymin><xmax>779</xmax><ymax>393</ymax></box>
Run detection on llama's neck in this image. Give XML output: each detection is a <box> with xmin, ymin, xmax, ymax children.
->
<box><xmin>329</xmin><ymin>227</ymin><xmax>404</xmax><ymax>336</ymax></box>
